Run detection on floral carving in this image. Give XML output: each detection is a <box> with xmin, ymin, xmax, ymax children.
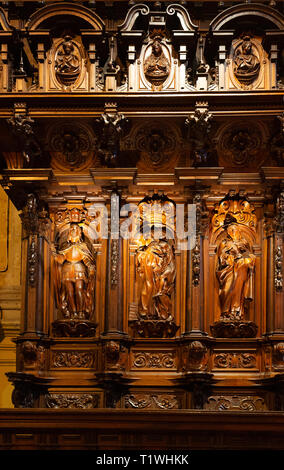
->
<box><xmin>46</xmin><ymin>393</ymin><xmax>99</xmax><ymax>409</ymax></box>
<box><xmin>133</xmin><ymin>352</ymin><xmax>175</xmax><ymax>369</ymax></box>
<box><xmin>214</xmin><ymin>353</ymin><xmax>256</xmax><ymax>369</ymax></box>
<box><xmin>52</xmin><ymin>351</ymin><xmax>95</xmax><ymax>368</ymax></box>
<box><xmin>206</xmin><ymin>395</ymin><xmax>265</xmax><ymax>411</ymax></box>
<box><xmin>125</xmin><ymin>394</ymin><xmax>180</xmax><ymax>410</ymax></box>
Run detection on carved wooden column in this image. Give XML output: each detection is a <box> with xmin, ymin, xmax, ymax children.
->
<box><xmin>184</xmin><ymin>192</ymin><xmax>208</xmax><ymax>337</ymax></box>
<box><xmin>103</xmin><ymin>190</ymin><xmax>126</xmax><ymax>338</ymax></box>
<box><xmin>20</xmin><ymin>193</ymin><xmax>50</xmax><ymax>337</ymax></box>
<box><xmin>264</xmin><ymin>204</ymin><xmax>275</xmax><ymax>336</ymax></box>
<box><xmin>273</xmin><ymin>190</ymin><xmax>284</xmax><ymax>334</ymax></box>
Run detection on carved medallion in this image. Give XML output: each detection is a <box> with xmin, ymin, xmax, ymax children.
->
<box><xmin>216</xmin><ymin>121</ymin><xmax>265</xmax><ymax>168</ymax></box>
<box><xmin>122</xmin><ymin>121</ymin><xmax>181</xmax><ymax>171</ymax></box>
<box><xmin>143</xmin><ymin>31</ymin><xmax>170</xmax><ymax>90</ymax></box>
<box><xmin>54</xmin><ymin>36</ymin><xmax>81</xmax><ymax>87</ymax></box>
<box><xmin>233</xmin><ymin>35</ymin><xmax>260</xmax><ymax>87</ymax></box>
<box><xmin>48</xmin><ymin>123</ymin><xmax>95</xmax><ymax>171</ymax></box>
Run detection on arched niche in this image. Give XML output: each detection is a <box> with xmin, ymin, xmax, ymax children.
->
<box><xmin>25</xmin><ymin>2</ymin><xmax>105</xmax><ymax>32</ymax></box>
<box><xmin>25</xmin><ymin>2</ymin><xmax>105</xmax><ymax>92</ymax></box>
<box><xmin>210</xmin><ymin>3</ymin><xmax>284</xmax><ymax>32</ymax></box>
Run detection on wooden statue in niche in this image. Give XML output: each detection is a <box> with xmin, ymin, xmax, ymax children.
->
<box><xmin>55</xmin><ymin>36</ymin><xmax>81</xmax><ymax>86</ymax></box>
<box><xmin>211</xmin><ymin>193</ymin><xmax>258</xmax><ymax>338</ymax></box>
<box><xmin>233</xmin><ymin>35</ymin><xmax>260</xmax><ymax>86</ymax></box>
<box><xmin>51</xmin><ymin>208</ymin><xmax>97</xmax><ymax>337</ymax></box>
<box><xmin>129</xmin><ymin>194</ymin><xmax>178</xmax><ymax>338</ymax></box>
<box><xmin>144</xmin><ymin>33</ymin><xmax>170</xmax><ymax>89</ymax></box>
<box><xmin>216</xmin><ymin>213</ymin><xmax>255</xmax><ymax>321</ymax></box>
<box><xmin>137</xmin><ymin>233</ymin><xmax>176</xmax><ymax>321</ymax></box>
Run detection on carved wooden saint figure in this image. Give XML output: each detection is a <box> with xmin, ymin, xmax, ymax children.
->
<box><xmin>55</xmin><ymin>36</ymin><xmax>80</xmax><ymax>86</ymax></box>
<box><xmin>136</xmin><ymin>234</ymin><xmax>176</xmax><ymax>321</ymax></box>
<box><xmin>52</xmin><ymin>223</ymin><xmax>96</xmax><ymax>320</ymax></box>
<box><xmin>233</xmin><ymin>35</ymin><xmax>260</xmax><ymax>85</ymax></box>
<box><xmin>216</xmin><ymin>215</ymin><xmax>255</xmax><ymax>321</ymax></box>
<box><xmin>144</xmin><ymin>36</ymin><xmax>170</xmax><ymax>87</ymax></box>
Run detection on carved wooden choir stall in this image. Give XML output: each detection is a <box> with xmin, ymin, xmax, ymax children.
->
<box><xmin>0</xmin><ymin>0</ymin><xmax>284</xmax><ymax>449</ymax></box>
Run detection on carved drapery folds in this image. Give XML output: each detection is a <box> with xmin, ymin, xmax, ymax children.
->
<box><xmin>211</xmin><ymin>193</ymin><xmax>258</xmax><ymax>338</ymax></box>
<box><xmin>51</xmin><ymin>207</ymin><xmax>98</xmax><ymax>337</ymax></box>
<box><xmin>129</xmin><ymin>194</ymin><xmax>178</xmax><ymax>338</ymax></box>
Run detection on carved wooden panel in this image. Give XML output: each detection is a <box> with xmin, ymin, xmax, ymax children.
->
<box><xmin>205</xmin><ymin>395</ymin><xmax>266</xmax><ymax>411</ymax></box>
<box><xmin>130</xmin><ymin>349</ymin><xmax>177</xmax><ymax>371</ymax></box>
<box><xmin>51</xmin><ymin>350</ymin><xmax>97</xmax><ymax>369</ymax></box>
<box><xmin>46</xmin><ymin>393</ymin><xmax>100</xmax><ymax>409</ymax></box>
<box><xmin>123</xmin><ymin>393</ymin><xmax>183</xmax><ymax>410</ymax></box>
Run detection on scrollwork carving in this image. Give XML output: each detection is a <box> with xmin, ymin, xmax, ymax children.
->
<box><xmin>125</xmin><ymin>394</ymin><xmax>180</xmax><ymax>410</ymax></box>
<box><xmin>52</xmin><ymin>351</ymin><xmax>95</xmax><ymax>368</ymax></box>
<box><xmin>214</xmin><ymin>353</ymin><xmax>256</xmax><ymax>369</ymax></box>
<box><xmin>46</xmin><ymin>393</ymin><xmax>99</xmax><ymax>409</ymax></box>
<box><xmin>133</xmin><ymin>352</ymin><xmax>175</xmax><ymax>369</ymax></box>
<box><xmin>206</xmin><ymin>395</ymin><xmax>265</xmax><ymax>411</ymax></box>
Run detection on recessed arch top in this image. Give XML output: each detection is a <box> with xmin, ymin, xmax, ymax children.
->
<box><xmin>25</xmin><ymin>2</ymin><xmax>105</xmax><ymax>32</ymax></box>
<box><xmin>0</xmin><ymin>7</ymin><xmax>12</xmax><ymax>32</ymax></box>
<box><xmin>210</xmin><ymin>3</ymin><xmax>284</xmax><ymax>31</ymax></box>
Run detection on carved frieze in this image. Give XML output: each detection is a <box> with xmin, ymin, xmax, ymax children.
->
<box><xmin>52</xmin><ymin>351</ymin><xmax>95</xmax><ymax>368</ymax></box>
<box><xmin>124</xmin><ymin>394</ymin><xmax>181</xmax><ymax>410</ymax></box>
<box><xmin>205</xmin><ymin>395</ymin><xmax>266</xmax><ymax>411</ymax></box>
<box><xmin>46</xmin><ymin>393</ymin><xmax>99</xmax><ymax>409</ymax></box>
<box><xmin>132</xmin><ymin>351</ymin><xmax>176</xmax><ymax>370</ymax></box>
<box><xmin>213</xmin><ymin>352</ymin><xmax>257</xmax><ymax>369</ymax></box>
